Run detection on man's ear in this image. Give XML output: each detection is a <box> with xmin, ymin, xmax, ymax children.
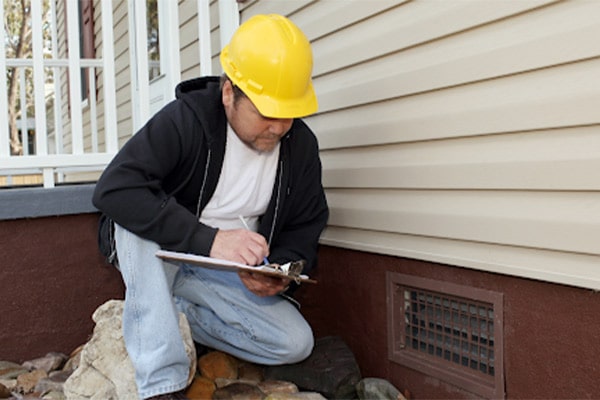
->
<box><xmin>222</xmin><ymin>79</ymin><xmax>233</xmax><ymax>108</ymax></box>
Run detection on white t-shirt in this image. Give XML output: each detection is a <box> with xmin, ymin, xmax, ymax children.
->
<box><xmin>199</xmin><ymin>124</ymin><xmax>280</xmax><ymax>232</ymax></box>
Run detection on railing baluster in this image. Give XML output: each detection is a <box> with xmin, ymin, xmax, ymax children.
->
<box><xmin>31</xmin><ymin>0</ymin><xmax>48</xmax><ymax>156</ymax></box>
<box><xmin>89</xmin><ymin>68</ymin><xmax>98</xmax><ymax>153</ymax></box>
<box><xmin>19</xmin><ymin>69</ymin><xmax>28</xmax><ymax>156</ymax></box>
<box><xmin>0</xmin><ymin>0</ymin><xmax>8</xmax><ymax>158</ymax></box>
<box><xmin>50</xmin><ymin>2</ymin><xmax>63</xmax><ymax>163</ymax></box>
<box><xmin>101</xmin><ymin>0</ymin><xmax>118</xmax><ymax>154</ymax></box>
<box><xmin>66</xmin><ymin>0</ymin><xmax>84</xmax><ymax>155</ymax></box>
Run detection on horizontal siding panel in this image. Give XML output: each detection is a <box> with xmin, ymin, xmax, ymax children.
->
<box><xmin>312</xmin><ymin>0</ymin><xmax>556</xmax><ymax>76</ymax></box>
<box><xmin>323</xmin><ymin>157</ymin><xmax>600</xmax><ymax>191</ymax></box>
<box><xmin>292</xmin><ymin>0</ymin><xmax>406</xmax><ymax>41</ymax></box>
<box><xmin>180</xmin><ymin>44</ymin><xmax>200</xmax><ymax>80</ymax></box>
<box><xmin>321</xmin><ymin>125</ymin><xmax>600</xmax><ymax>190</ymax></box>
<box><xmin>320</xmin><ymin>227</ymin><xmax>600</xmax><ymax>290</ymax></box>
<box><xmin>316</xmin><ymin>3</ymin><xmax>600</xmax><ymax>111</ymax></box>
<box><xmin>180</xmin><ymin>14</ymin><xmax>201</xmax><ymax>50</ymax></box>
<box><xmin>240</xmin><ymin>0</ymin><xmax>313</xmax><ymax>22</ymax></box>
<box><xmin>311</xmin><ymin>58</ymin><xmax>600</xmax><ymax>149</ymax></box>
<box><xmin>325</xmin><ymin>189</ymin><xmax>600</xmax><ymax>256</ymax></box>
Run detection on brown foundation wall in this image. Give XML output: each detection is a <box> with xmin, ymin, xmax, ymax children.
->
<box><xmin>297</xmin><ymin>246</ymin><xmax>600</xmax><ymax>399</ymax></box>
<box><xmin>0</xmin><ymin>213</ymin><xmax>124</xmax><ymax>362</ymax></box>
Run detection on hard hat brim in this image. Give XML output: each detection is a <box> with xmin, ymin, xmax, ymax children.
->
<box><xmin>244</xmin><ymin>81</ymin><xmax>318</xmax><ymax>119</ymax></box>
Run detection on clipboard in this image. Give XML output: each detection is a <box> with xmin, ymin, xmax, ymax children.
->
<box><xmin>155</xmin><ymin>249</ymin><xmax>317</xmax><ymax>284</ymax></box>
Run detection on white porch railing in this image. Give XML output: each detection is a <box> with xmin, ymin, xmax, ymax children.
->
<box><xmin>0</xmin><ymin>0</ymin><xmax>118</xmax><ymax>188</ymax></box>
<box><xmin>0</xmin><ymin>0</ymin><xmax>239</xmax><ymax>189</ymax></box>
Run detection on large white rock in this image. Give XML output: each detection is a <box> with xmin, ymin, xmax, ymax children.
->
<box><xmin>64</xmin><ymin>300</ymin><xmax>196</xmax><ymax>400</ymax></box>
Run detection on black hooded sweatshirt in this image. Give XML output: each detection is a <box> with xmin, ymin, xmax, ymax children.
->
<box><xmin>92</xmin><ymin>76</ymin><xmax>329</xmax><ymax>273</ymax></box>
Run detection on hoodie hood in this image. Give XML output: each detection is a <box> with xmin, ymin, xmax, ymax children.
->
<box><xmin>175</xmin><ymin>76</ymin><xmax>221</xmax><ymax>98</ymax></box>
<box><xmin>175</xmin><ymin>76</ymin><xmax>226</xmax><ymax>148</ymax></box>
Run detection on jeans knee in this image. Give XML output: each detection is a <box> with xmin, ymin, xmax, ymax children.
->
<box><xmin>276</xmin><ymin>326</ymin><xmax>314</xmax><ymax>364</ymax></box>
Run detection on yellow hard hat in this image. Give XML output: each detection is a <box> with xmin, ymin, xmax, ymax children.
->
<box><xmin>220</xmin><ymin>14</ymin><xmax>318</xmax><ymax>119</ymax></box>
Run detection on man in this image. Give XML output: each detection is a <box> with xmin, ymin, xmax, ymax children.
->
<box><xmin>92</xmin><ymin>14</ymin><xmax>328</xmax><ymax>400</ymax></box>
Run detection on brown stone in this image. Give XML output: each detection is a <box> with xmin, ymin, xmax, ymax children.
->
<box><xmin>0</xmin><ymin>382</ymin><xmax>11</xmax><ymax>399</ymax></box>
<box><xmin>0</xmin><ymin>367</ymin><xmax>28</xmax><ymax>380</ymax></box>
<box><xmin>22</xmin><ymin>352</ymin><xmax>67</xmax><ymax>373</ymax></box>
<box><xmin>17</xmin><ymin>393</ymin><xmax>42</xmax><ymax>399</ymax></box>
<box><xmin>212</xmin><ymin>382</ymin><xmax>264</xmax><ymax>400</ymax></box>
<box><xmin>185</xmin><ymin>375</ymin><xmax>215</xmax><ymax>400</ymax></box>
<box><xmin>62</xmin><ymin>344</ymin><xmax>85</xmax><ymax>372</ymax></box>
<box><xmin>35</xmin><ymin>369</ymin><xmax>73</xmax><ymax>394</ymax></box>
<box><xmin>198</xmin><ymin>351</ymin><xmax>238</xmax><ymax>381</ymax></box>
<box><xmin>214</xmin><ymin>377</ymin><xmax>264</xmax><ymax>389</ymax></box>
<box><xmin>264</xmin><ymin>393</ymin><xmax>326</xmax><ymax>400</ymax></box>
<box><xmin>238</xmin><ymin>362</ymin><xmax>264</xmax><ymax>382</ymax></box>
<box><xmin>258</xmin><ymin>380</ymin><xmax>298</xmax><ymax>395</ymax></box>
<box><xmin>16</xmin><ymin>369</ymin><xmax>47</xmax><ymax>393</ymax></box>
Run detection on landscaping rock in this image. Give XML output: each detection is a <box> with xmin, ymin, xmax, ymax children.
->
<box><xmin>0</xmin><ymin>382</ymin><xmax>11</xmax><ymax>398</ymax></box>
<box><xmin>356</xmin><ymin>377</ymin><xmax>406</xmax><ymax>400</ymax></box>
<box><xmin>257</xmin><ymin>380</ymin><xmax>298</xmax><ymax>395</ymax></box>
<box><xmin>184</xmin><ymin>375</ymin><xmax>215</xmax><ymax>399</ymax></box>
<box><xmin>238</xmin><ymin>362</ymin><xmax>264</xmax><ymax>382</ymax></box>
<box><xmin>63</xmin><ymin>299</ymin><xmax>196</xmax><ymax>400</ymax></box>
<box><xmin>264</xmin><ymin>393</ymin><xmax>326</xmax><ymax>400</ymax></box>
<box><xmin>22</xmin><ymin>353</ymin><xmax>67</xmax><ymax>373</ymax></box>
<box><xmin>198</xmin><ymin>351</ymin><xmax>238</xmax><ymax>381</ymax></box>
<box><xmin>17</xmin><ymin>369</ymin><xmax>47</xmax><ymax>393</ymax></box>
<box><xmin>264</xmin><ymin>336</ymin><xmax>361</xmax><ymax>399</ymax></box>
<box><xmin>212</xmin><ymin>382</ymin><xmax>264</xmax><ymax>400</ymax></box>
<box><xmin>35</xmin><ymin>370</ymin><xmax>73</xmax><ymax>394</ymax></box>
<box><xmin>0</xmin><ymin>361</ymin><xmax>28</xmax><ymax>380</ymax></box>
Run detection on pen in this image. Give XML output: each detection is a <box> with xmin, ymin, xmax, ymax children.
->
<box><xmin>238</xmin><ymin>215</ymin><xmax>270</xmax><ymax>265</ymax></box>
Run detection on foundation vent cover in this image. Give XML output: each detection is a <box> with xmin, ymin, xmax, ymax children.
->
<box><xmin>387</xmin><ymin>272</ymin><xmax>504</xmax><ymax>398</ymax></box>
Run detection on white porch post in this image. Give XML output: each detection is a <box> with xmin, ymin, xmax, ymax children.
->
<box><xmin>159</xmin><ymin>1</ymin><xmax>181</xmax><ymax>103</ymax></box>
<box><xmin>101</xmin><ymin>0</ymin><xmax>118</xmax><ymax>154</ymax></box>
<box><xmin>218</xmin><ymin>0</ymin><xmax>240</xmax><ymax>51</ymax></box>
<box><xmin>128</xmin><ymin>0</ymin><xmax>151</xmax><ymax>132</ymax></box>
<box><xmin>219</xmin><ymin>0</ymin><xmax>240</xmax><ymax>48</ymax></box>
<box><xmin>197</xmin><ymin>0</ymin><xmax>212</xmax><ymax>76</ymax></box>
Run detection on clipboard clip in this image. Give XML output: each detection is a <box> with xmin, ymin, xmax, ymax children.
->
<box><xmin>270</xmin><ymin>259</ymin><xmax>306</xmax><ymax>283</ymax></box>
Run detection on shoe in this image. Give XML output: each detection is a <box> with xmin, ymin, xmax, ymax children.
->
<box><xmin>145</xmin><ymin>391</ymin><xmax>189</xmax><ymax>400</ymax></box>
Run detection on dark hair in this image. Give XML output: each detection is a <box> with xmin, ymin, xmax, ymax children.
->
<box><xmin>220</xmin><ymin>74</ymin><xmax>247</xmax><ymax>105</ymax></box>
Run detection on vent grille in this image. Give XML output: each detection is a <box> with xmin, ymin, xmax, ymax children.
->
<box><xmin>405</xmin><ymin>289</ymin><xmax>495</xmax><ymax>376</ymax></box>
<box><xmin>387</xmin><ymin>273</ymin><xmax>504</xmax><ymax>398</ymax></box>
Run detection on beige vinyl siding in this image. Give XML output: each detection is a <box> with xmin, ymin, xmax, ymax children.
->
<box><xmin>241</xmin><ymin>0</ymin><xmax>600</xmax><ymax>290</ymax></box>
<box><xmin>179</xmin><ymin>0</ymin><xmax>203</xmax><ymax>80</ymax></box>
<box><xmin>179</xmin><ymin>0</ymin><xmax>222</xmax><ymax>80</ymax></box>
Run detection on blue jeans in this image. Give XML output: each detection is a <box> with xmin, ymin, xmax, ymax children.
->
<box><xmin>114</xmin><ymin>225</ymin><xmax>314</xmax><ymax>399</ymax></box>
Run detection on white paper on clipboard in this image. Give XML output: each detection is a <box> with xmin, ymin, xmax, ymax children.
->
<box><xmin>155</xmin><ymin>249</ymin><xmax>316</xmax><ymax>284</ymax></box>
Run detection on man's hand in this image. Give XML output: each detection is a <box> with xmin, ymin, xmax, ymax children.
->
<box><xmin>238</xmin><ymin>271</ymin><xmax>290</xmax><ymax>297</ymax></box>
<box><xmin>210</xmin><ymin>228</ymin><xmax>269</xmax><ymax>266</ymax></box>
<box><xmin>210</xmin><ymin>228</ymin><xmax>290</xmax><ymax>296</ymax></box>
